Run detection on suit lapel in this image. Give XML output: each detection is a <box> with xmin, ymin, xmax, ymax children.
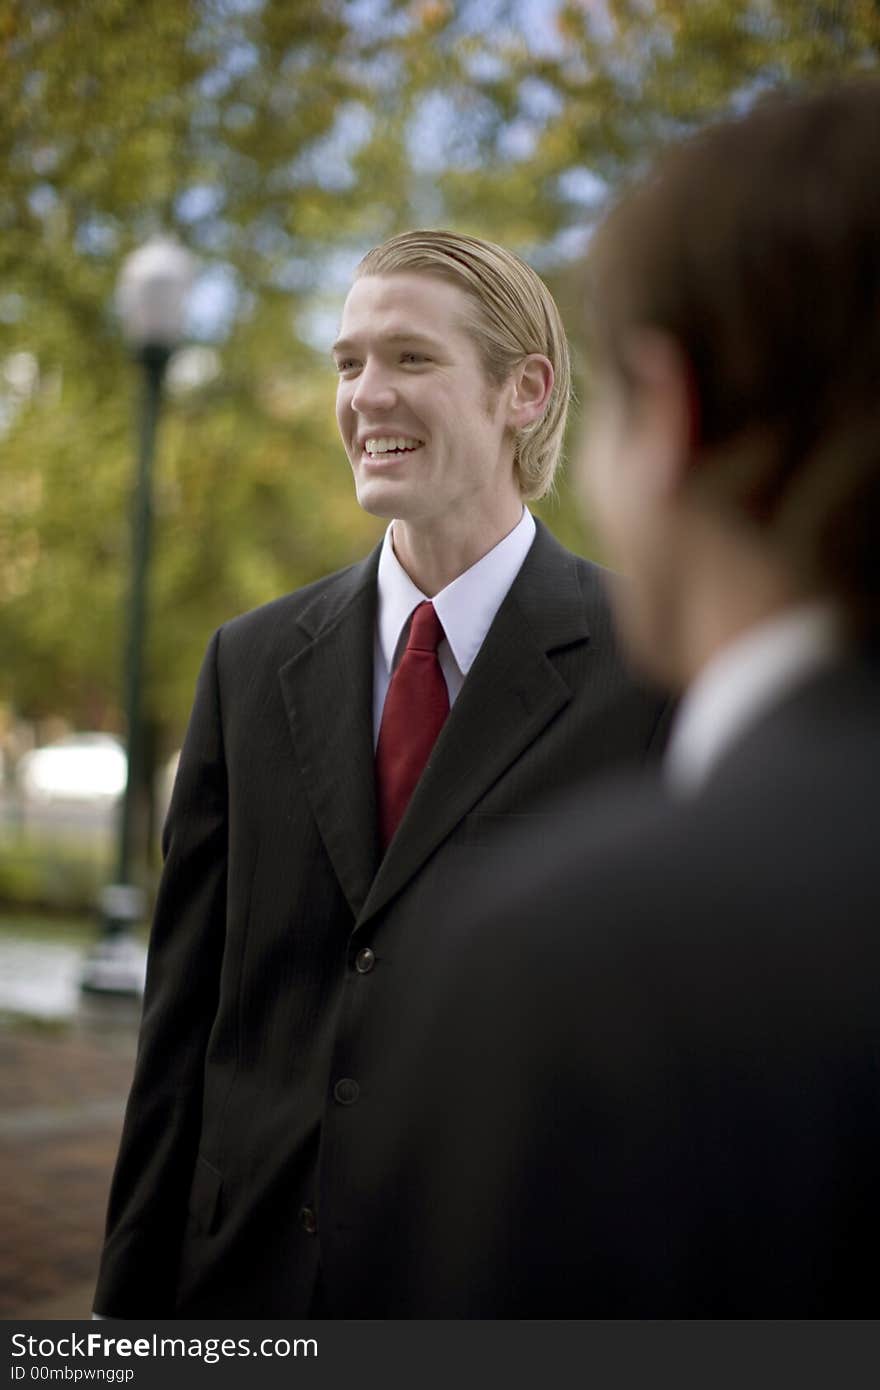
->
<box><xmin>358</xmin><ymin>521</ymin><xmax>591</xmax><ymax>928</ymax></box>
<box><xmin>279</xmin><ymin>547</ymin><xmax>381</xmax><ymax>919</ymax></box>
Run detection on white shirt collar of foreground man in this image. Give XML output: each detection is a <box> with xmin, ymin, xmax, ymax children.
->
<box><xmin>665</xmin><ymin>601</ymin><xmax>844</xmax><ymax>797</ymax></box>
<box><xmin>372</xmin><ymin>508</ymin><xmax>536</xmax><ymax>744</ymax></box>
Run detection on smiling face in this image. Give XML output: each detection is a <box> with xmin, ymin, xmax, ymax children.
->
<box><xmin>333</xmin><ymin>272</ymin><xmax>522</xmax><ymax>532</ymax></box>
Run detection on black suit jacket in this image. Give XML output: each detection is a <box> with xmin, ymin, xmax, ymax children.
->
<box><xmin>94</xmin><ymin>520</ymin><xmax>667</xmax><ymax>1317</ymax></box>
<box><xmin>356</xmin><ymin>653</ymin><xmax>880</xmax><ymax>1316</ymax></box>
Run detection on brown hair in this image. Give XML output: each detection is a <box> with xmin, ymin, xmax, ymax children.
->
<box><xmin>586</xmin><ymin>79</ymin><xmax>880</xmax><ymax>624</ymax></box>
<box><xmin>357</xmin><ymin>229</ymin><xmax>571</xmax><ymax>500</ymax></box>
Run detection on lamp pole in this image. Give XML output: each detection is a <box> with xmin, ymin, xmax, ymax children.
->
<box><xmin>116</xmin><ymin>343</ymin><xmax>168</xmax><ymax>892</ymax></box>
<box><xmin>82</xmin><ymin>237</ymin><xmax>195</xmax><ymax>995</ymax></box>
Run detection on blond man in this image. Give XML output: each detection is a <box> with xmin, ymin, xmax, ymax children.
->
<box><xmin>94</xmin><ymin>230</ymin><xmax>666</xmax><ymax>1317</ymax></box>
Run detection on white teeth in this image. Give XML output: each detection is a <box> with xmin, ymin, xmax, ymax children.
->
<box><xmin>364</xmin><ymin>436</ymin><xmax>423</xmax><ymax>455</ymax></box>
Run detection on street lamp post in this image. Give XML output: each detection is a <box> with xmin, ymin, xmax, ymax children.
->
<box><xmin>81</xmin><ymin>237</ymin><xmax>195</xmax><ymax>995</ymax></box>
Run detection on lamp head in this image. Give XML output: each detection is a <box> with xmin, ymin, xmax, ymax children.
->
<box><xmin>116</xmin><ymin>236</ymin><xmax>196</xmax><ymax>353</ymax></box>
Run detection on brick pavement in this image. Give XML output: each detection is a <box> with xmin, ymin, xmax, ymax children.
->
<box><xmin>0</xmin><ymin>1007</ymin><xmax>139</xmax><ymax>1319</ymax></box>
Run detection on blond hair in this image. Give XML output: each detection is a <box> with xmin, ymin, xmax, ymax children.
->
<box><xmin>356</xmin><ymin>229</ymin><xmax>571</xmax><ymax>500</ymax></box>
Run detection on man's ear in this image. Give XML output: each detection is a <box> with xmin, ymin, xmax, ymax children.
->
<box><xmin>508</xmin><ymin>354</ymin><xmax>554</xmax><ymax>430</ymax></box>
<box><xmin>620</xmin><ymin>329</ymin><xmax>699</xmax><ymax>497</ymax></box>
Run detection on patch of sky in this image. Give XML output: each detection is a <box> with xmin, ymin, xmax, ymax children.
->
<box><xmin>188</xmin><ymin>217</ymin><xmax>235</xmax><ymax>256</ymax></box>
<box><xmin>202</xmin><ymin>0</ymin><xmax>264</xmax><ymax>18</ymax></box>
<box><xmin>279</xmin><ymin>246</ymin><xmax>373</xmax><ymax>351</ymax></box>
<box><xmin>337</xmin><ymin>45</ymin><xmax>403</xmax><ymax>89</ymax></box>
<box><xmin>515</xmin><ymin>0</ymin><xmax>567</xmax><ymax>57</ymax></box>
<box><xmin>727</xmin><ymin>73</ymin><xmax>783</xmax><ymax>117</ymax></box>
<box><xmin>740</xmin><ymin>3</ymin><xmax>786</xmax><ymax>40</ymax></box>
<box><xmin>24</xmin><ymin>7</ymin><xmax>58</xmax><ymax>43</ymax></box>
<box><xmin>518</xmin><ymin>76</ymin><xmax>564</xmax><ymax>122</ymax></box>
<box><xmin>186</xmin><ymin>261</ymin><xmax>241</xmax><ymax>340</ymax></box>
<box><xmin>557</xmin><ymin>166</ymin><xmax>608</xmax><ymax>207</ymax></box>
<box><xmin>463</xmin><ymin>48</ymin><xmax>508</xmax><ymax>83</ymax></box>
<box><xmin>0</xmin><ymin>294</ymin><xmax>25</xmax><ymax>325</ymax></box>
<box><xmin>199</xmin><ymin>39</ymin><xmax>260</xmax><ymax>99</ymax></box>
<box><xmin>192</xmin><ymin>101</ymin><xmax>218</xmax><ymax>133</ymax></box>
<box><xmin>270</xmin><ymin>258</ymin><xmax>316</xmax><ymax>293</ymax></box>
<box><xmin>23</xmin><ymin>70</ymin><xmax>46</xmax><ymax>100</ymax></box>
<box><xmin>407</xmin><ymin>170</ymin><xmax>446</xmax><ymax>227</ymax></box>
<box><xmin>199</xmin><ymin>66</ymin><xmax>235</xmax><ymax>100</ymax></box>
<box><xmin>407</xmin><ymin>91</ymin><xmax>458</xmax><ymax>176</ymax></box>
<box><xmin>454</xmin><ymin>0</ymin><xmax>508</xmax><ymax>37</ymax></box>
<box><xmin>296</xmin><ymin>301</ymin><xmax>346</xmax><ymax>356</ymax></box>
<box><xmin>323</xmin><ymin>245</ymin><xmax>374</xmax><ymax>294</ymax></box>
<box><xmin>408</xmin><ymin>88</ymin><xmax>496</xmax><ymax>174</ymax></box>
<box><xmin>225</xmin><ymin>102</ymin><xmax>256</xmax><ymax>131</ymax></box>
<box><xmin>75</xmin><ymin>217</ymin><xmax>119</xmax><ymax>258</ymax></box>
<box><xmin>342</xmin><ymin>0</ymin><xmax>413</xmax><ymax>40</ymax></box>
<box><xmin>287</xmin><ymin>103</ymin><xmax>373</xmax><ymax>193</ymax></box>
<box><xmin>574</xmin><ymin>0</ymin><xmax>614</xmax><ymax>43</ymax></box>
<box><xmin>528</xmin><ymin>221</ymin><xmax>594</xmax><ymax>271</ymax></box>
<box><xmin>27</xmin><ymin>184</ymin><xmax>59</xmax><ymax>219</ymax></box>
<box><xmin>176</xmin><ymin>184</ymin><xmax>227</xmax><ymax>223</ymax></box>
<box><xmin>497</xmin><ymin>119</ymin><xmax>538</xmax><ymax>161</ymax></box>
<box><xmin>279</xmin><ymin>44</ymin><xmax>313</xmax><ymax>77</ymax></box>
<box><xmin>225</xmin><ymin>38</ymin><xmax>260</xmax><ymax>74</ymax></box>
<box><xmin>29</xmin><ymin>144</ymin><xmax>60</xmax><ymax>176</ymax></box>
<box><xmin>251</xmin><ymin>223</ymin><xmax>294</xmax><ymax>258</ymax></box>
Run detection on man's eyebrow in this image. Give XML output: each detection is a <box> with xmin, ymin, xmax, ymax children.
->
<box><xmin>331</xmin><ymin>330</ymin><xmax>445</xmax><ymax>357</ymax></box>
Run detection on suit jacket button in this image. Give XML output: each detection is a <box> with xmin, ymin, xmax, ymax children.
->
<box><xmin>300</xmin><ymin>1205</ymin><xmax>318</xmax><ymax>1236</ymax></box>
<box><xmin>333</xmin><ymin>1078</ymin><xmax>360</xmax><ymax>1106</ymax></box>
<box><xmin>354</xmin><ymin>947</ymin><xmax>375</xmax><ymax>974</ymax></box>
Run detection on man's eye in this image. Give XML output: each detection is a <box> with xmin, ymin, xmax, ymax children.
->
<box><xmin>401</xmin><ymin>352</ymin><xmax>429</xmax><ymax>364</ymax></box>
<box><xmin>335</xmin><ymin>359</ymin><xmax>359</xmax><ymax>374</ymax></box>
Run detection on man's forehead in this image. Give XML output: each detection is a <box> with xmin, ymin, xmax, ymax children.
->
<box><xmin>336</xmin><ymin>272</ymin><xmax>473</xmax><ymax>340</ymax></box>
<box><xmin>332</xmin><ymin>325</ymin><xmax>447</xmax><ymax>355</ymax></box>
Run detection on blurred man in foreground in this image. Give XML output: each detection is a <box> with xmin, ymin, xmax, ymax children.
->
<box><xmin>358</xmin><ymin>81</ymin><xmax>880</xmax><ymax>1315</ymax></box>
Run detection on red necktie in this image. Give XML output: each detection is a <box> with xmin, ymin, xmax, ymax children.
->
<box><xmin>376</xmin><ymin>601</ymin><xmax>450</xmax><ymax>850</ymax></box>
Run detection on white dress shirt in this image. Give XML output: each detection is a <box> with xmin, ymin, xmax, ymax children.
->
<box><xmin>372</xmin><ymin>509</ymin><xmax>536</xmax><ymax>745</ymax></box>
<box><xmin>664</xmin><ymin>602</ymin><xmax>844</xmax><ymax>797</ymax></box>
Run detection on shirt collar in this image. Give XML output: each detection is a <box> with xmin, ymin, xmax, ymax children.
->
<box><xmin>376</xmin><ymin>509</ymin><xmax>536</xmax><ymax>676</ymax></box>
<box><xmin>664</xmin><ymin>601</ymin><xmax>845</xmax><ymax>797</ymax></box>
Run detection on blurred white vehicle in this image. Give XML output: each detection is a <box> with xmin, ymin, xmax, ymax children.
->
<box><xmin>17</xmin><ymin>733</ymin><xmax>127</xmax><ymax>803</ymax></box>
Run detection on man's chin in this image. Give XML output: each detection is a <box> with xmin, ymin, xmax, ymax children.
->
<box><xmin>354</xmin><ymin>477</ymin><xmax>417</xmax><ymax>522</ymax></box>
<box><xmin>355</xmin><ymin>490</ymin><xmax>396</xmax><ymax>521</ymax></box>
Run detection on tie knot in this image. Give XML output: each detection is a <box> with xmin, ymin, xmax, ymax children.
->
<box><xmin>406</xmin><ymin>601</ymin><xmax>445</xmax><ymax>653</ymax></box>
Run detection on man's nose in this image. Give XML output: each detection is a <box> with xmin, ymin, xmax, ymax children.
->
<box><xmin>351</xmin><ymin>360</ymin><xmax>397</xmax><ymax>413</ymax></box>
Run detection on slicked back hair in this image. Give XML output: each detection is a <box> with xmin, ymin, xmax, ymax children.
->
<box><xmin>357</xmin><ymin>229</ymin><xmax>571</xmax><ymax>500</ymax></box>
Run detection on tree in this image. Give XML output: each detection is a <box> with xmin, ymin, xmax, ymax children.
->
<box><xmin>1</xmin><ymin>0</ymin><xmax>877</xmax><ymax>750</ymax></box>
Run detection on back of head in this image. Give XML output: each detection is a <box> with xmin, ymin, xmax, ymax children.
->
<box><xmin>357</xmin><ymin>229</ymin><xmax>571</xmax><ymax>501</ymax></box>
<box><xmin>586</xmin><ymin>79</ymin><xmax>880</xmax><ymax>631</ymax></box>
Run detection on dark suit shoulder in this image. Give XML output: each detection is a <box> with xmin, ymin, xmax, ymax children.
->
<box><xmin>514</xmin><ymin>520</ymin><xmax>615</xmax><ymax>649</ymax></box>
<box><xmin>462</xmin><ymin>658</ymin><xmax>880</xmax><ymax>993</ymax></box>
<box><xmin>572</xmin><ymin>555</ymin><xmax>625</xmax><ymax>646</ymax></box>
<box><xmin>567</xmin><ymin>546</ymin><xmax>614</xmax><ymax>592</ymax></box>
